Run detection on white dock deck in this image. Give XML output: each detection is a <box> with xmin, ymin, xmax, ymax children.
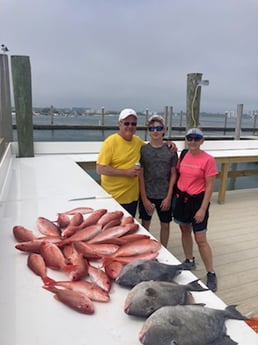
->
<box><xmin>0</xmin><ymin>143</ymin><xmax>257</xmax><ymax>344</ymax></box>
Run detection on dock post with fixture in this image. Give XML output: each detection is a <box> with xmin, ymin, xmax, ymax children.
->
<box><xmin>11</xmin><ymin>55</ymin><xmax>34</xmax><ymax>157</ymax></box>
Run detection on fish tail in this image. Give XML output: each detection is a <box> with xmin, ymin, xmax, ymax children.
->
<box><xmin>187</xmin><ymin>279</ymin><xmax>209</xmax><ymax>292</ymax></box>
<box><xmin>225</xmin><ymin>305</ymin><xmax>248</xmax><ymax>320</ymax></box>
<box><xmin>42</xmin><ymin>276</ymin><xmax>56</xmax><ymax>285</ymax></box>
<box><xmin>42</xmin><ymin>283</ymin><xmax>58</xmax><ymax>293</ymax></box>
<box><xmin>180</xmin><ymin>262</ymin><xmax>192</xmax><ymax>271</ymax></box>
<box><xmin>220</xmin><ymin>334</ymin><xmax>238</xmax><ymax>345</ymax></box>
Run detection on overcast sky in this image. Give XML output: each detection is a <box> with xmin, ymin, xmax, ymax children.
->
<box><xmin>1</xmin><ymin>0</ymin><xmax>257</xmax><ymax>113</ymax></box>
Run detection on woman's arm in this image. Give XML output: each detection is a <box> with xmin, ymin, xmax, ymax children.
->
<box><xmin>201</xmin><ymin>175</ymin><xmax>216</xmax><ymax>211</ymax></box>
<box><xmin>194</xmin><ymin>175</ymin><xmax>216</xmax><ymax>223</ymax></box>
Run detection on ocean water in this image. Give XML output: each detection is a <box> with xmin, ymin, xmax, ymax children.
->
<box><xmin>12</xmin><ymin>112</ymin><xmax>258</xmax><ymax>142</ymax></box>
<box><xmin>12</xmin><ymin>113</ymin><xmax>258</xmax><ymax>191</ymax></box>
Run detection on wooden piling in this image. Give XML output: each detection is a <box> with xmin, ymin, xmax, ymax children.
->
<box><xmin>164</xmin><ymin>106</ymin><xmax>169</xmax><ymax>129</ymax></box>
<box><xmin>11</xmin><ymin>55</ymin><xmax>34</xmax><ymax>157</ymax></box>
<box><xmin>179</xmin><ymin>110</ymin><xmax>183</xmax><ymax>127</ymax></box>
<box><xmin>235</xmin><ymin>104</ymin><xmax>243</xmax><ymax>140</ymax></box>
<box><xmin>50</xmin><ymin>105</ymin><xmax>54</xmax><ymax>125</ymax></box>
<box><xmin>253</xmin><ymin>115</ymin><xmax>257</xmax><ymax>135</ymax></box>
<box><xmin>101</xmin><ymin>107</ymin><xmax>104</xmax><ymax>126</ymax></box>
<box><xmin>144</xmin><ymin>108</ymin><xmax>149</xmax><ymax>140</ymax></box>
<box><xmin>224</xmin><ymin>112</ymin><xmax>228</xmax><ymax>135</ymax></box>
<box><xmin>167</xmin><ymin>106</ymin><xmax>173</xmax><ymax>138</ymax></box>
<box><xmin>186</xmin><ymin>73</ymin><xmax>202</xmax><ymax>131</ymax></box>
<box><xmin>0</xmin><ymin>54</ymin><xmax>13</xmax><ymax>144</ymax></box>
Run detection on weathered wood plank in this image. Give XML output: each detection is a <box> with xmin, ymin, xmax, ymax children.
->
<box><xmin>11</xmin><ymin>55</ymin><xmax>34</xmax><ymax>157</ymax></box>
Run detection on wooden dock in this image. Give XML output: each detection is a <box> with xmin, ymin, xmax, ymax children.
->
<box><xmin>139</xmin><ymin>188</ymin><xmax>258</xmax><ymax>316</ymax></box>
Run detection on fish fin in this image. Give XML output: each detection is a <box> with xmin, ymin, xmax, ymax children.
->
<box><xmin>213</xmin><ymin>334</ymin><xmax>238</xmax><ymax>345</ymax></box>
<box><xmin>187</xmin><ymin>279</ymin><xmax>209</xmax><ymax>292</ymax></box>
<box><xmin>42</xmin><ymin>284</ymin><xmax>58</xmax><ymax>293</ymax></box>
<box><xmin>62</xmin><ymin>264</ymin><xmax>78</xmax><ymax>272</ymax></box>
<box><xmin>180</xmin><ymin>262</ymin><xmax>192</xmax><ymax>270</ymax></box>
<box><xmin>104</xmin><ymin>260</ymin><xmax>123</xmax><ymax>280</ymax></box>
<box><xmin>225</xmin><ymin>305</ymin><xmax>248</xmax><ymax>320</ymax></box>
<box><xmin>102</xmin><ymin>256</ymin><xmax>113</xmax><ymax>267</ymax></box>
<box><xmin>42</xmin><ymin>276</ymin><xmax>56</xmax><ymax>285</ymax></box>
<box><xmin>194</xmin><ymin>303</ymin><xmax>206</xmax><ymax>306</ymax></box>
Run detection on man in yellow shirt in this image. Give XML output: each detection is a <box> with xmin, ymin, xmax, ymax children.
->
<box><xmin>96</xmin><ymin>108</ymin><xmax>144</xmax><ymax>216</ymax></box>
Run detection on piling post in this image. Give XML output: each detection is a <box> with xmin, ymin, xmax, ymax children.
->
<box><xmin>186</xmin><ymin>73</ymin><xmax>203</xmax><ymax>131</ymax></box>
<box><xmin>234</xmin><ymin>104</ymin><xmax>243</xmax><ymax>140</ymax></box>
<box><xmin>179</xmin><ymin>110</ymin><xmax>183</xmax><ymax>127</ymax></box>
<box><xmin>145</xmin><ymin>108</ymin><xmax>149</xmax><ymax>123</ymax></box>
<box><xmin>164</xmin><ymin>106</ymin><xmax>168</xmax><ymax>129</ymax></box>
<box><xmin>253</xmin><ymin>114</ymin><xmax>257</xmax><ymax>135</ymax></box>
<box><xmin>0</xmin><ymin>54</ymin><xmax>13</xmax><ymax>144</ymax></box>
<box><xmin>144</xmin><ymin>108</ymin><xmax>149</xmax><ymax>141</ymax></box>
<box><xmin>50</xmin><ymin>105</ymin><xmax>54</xmax><ymax>125</ymax></box>
<box><xmin>223</xmin><ymin>111</ymin><xmax>228</xmax><ymax>135</ymax></box>
<box><xmin>101</xmin><ymin>107</ymin><xmax>104</xmax><ymax>126</ymax></box>
<box><xmin>11</xmin><ymin>55</ymin><xmax>34</xmax><ymax>157</ymax></box>
<box><xmin>230</xmin><ymin>104</ymin><xmax>243</xmax><ymax>189</ymax></box>
<box><xmin>167</xmin><ymin>106</ymin><xmax>173</xmax><ymax>138</ymax></box>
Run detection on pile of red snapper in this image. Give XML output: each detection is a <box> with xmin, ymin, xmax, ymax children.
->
<box><xmin>14</xmin><ymin>207</ymin><xmax>161</xmax><ymax>314</ymax></box>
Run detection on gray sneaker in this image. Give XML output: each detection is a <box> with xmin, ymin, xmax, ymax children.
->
<box><xmin>182</xmin><ymin>257</ymin><xmax>196</xmax><ymax>270</ymax></box>
<box><xmin>207</xmin><ymin>272</ymin><xmax>217</xmax><ymax>292</ymax></box>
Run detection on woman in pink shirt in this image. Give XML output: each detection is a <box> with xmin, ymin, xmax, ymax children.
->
<box><xmin>173</xmin><ymin>128</ymin><xmax>218</xmax><ymax>292</ymax></box>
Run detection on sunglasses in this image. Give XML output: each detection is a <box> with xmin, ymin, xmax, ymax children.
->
<box><xmin>123</xmin><ymin>121</ymin><xmax>137</xmax><ymax>126</ymax></box>
<box><xmin>148</xmin><ymin>126</ymin><xmax>164</xmax><ymax>132</ymax></box>
<box><xmin>186</xmin><ymin>135</ymin><xmax>203</xmax><ymax>141</ymax></box>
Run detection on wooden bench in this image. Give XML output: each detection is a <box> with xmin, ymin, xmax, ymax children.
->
<box><xmin>210</xmin><ymin>151</ymin><xmax>258</xmax><ymax>203</ymax></box>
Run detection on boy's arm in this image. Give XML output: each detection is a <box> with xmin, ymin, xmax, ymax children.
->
<box><xmin>139</xmin><ymin>167</ymin><xmax>148</xmax><ymax>202</ymax></box>
<box><xmin>166</xmin><ymin>166</ymin><xmax>177</xmax><ymax>199</ymax></box>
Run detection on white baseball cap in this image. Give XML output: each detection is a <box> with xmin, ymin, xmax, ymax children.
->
<box><xmin>147</xmin><ymin>115</ymin><xmax>165</xmax><ymax>126</ymax></box>
<box><xmin>119</xmin><ymin>108</ymin><xmax>137</xmax><ymax>121</ymax></box>
<box><xmin>186</xmin><ymin>128</ymin><xmax>204</xmax><ymax>138</ymax></box>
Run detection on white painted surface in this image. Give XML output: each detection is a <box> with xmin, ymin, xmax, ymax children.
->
<box><xmin>0</xmin><ymin>147</ymin><xmax>257</xmax><ymax>345</ymax></box>
<box><xmin>9</xmin><ymin>139</ymin><xmax>258</xmax><ymax>157</ymax></box>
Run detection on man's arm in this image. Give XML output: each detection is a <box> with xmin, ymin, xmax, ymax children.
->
<box><xmin>166</xmin><ymin>141</ymin><xmax>178</xmax><ymax>153</ymax></box>
<box><xmin>96</xmin><ymin>164</ymin><xmax>140</xmax><ymax>177</ymax></box>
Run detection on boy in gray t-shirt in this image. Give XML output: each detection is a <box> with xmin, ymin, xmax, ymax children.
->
<box><xmin>139</xmin><ymin>115</ymin><xmax>178</xmax><ymax>247</ymax></box>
